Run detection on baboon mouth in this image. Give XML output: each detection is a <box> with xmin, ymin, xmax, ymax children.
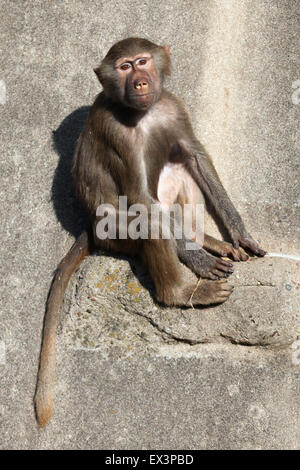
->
<box><xmin>128</xmin><ymin>92</ymin><xmax>155</xmax><ymax>108</ymax></box>
<box><xmin>134</xmin><ymin>92</ymin><xmax>154</xmax><ymax>98</ymax></box>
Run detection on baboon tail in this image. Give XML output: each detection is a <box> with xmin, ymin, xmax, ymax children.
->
<box><xmin>35</xmin><ymin>230</ymin><xmax>91</xmax><ymax>427</ymax></box>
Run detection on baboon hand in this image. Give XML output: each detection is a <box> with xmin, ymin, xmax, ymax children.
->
<box><xmin>230</xmin><ymin>229</ymin><xmax>266</xmax><ymax>257</ymax></box>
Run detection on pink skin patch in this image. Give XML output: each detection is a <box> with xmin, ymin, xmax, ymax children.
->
<box><xmin>157</xmin><ymin>163</ymin><xmax>203</xmax><ymax>244</ymax></box>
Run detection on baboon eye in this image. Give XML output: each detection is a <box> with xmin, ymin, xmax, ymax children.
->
<box><xmin>120</xmin><ymin>63</ymin><xmax>131</xmax><ymax>70</ymax></box>
<box><xmin>137</xmin><ymin>58</ymin><xmax>147</xmax><ymax>66</ymax></box>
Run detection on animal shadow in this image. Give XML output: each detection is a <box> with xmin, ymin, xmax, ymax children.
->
<box><xmin>51</xmin><ymin>106</ymin><xmax>90</xmax><ymax>237</ymax></box>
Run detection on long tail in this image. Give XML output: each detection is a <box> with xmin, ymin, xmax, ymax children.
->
<box><xmin>35</xmin><ymin>230</ymin><xmax>92</xmax><ymax>427</ymax></box>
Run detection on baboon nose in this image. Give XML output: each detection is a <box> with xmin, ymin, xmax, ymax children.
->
<box><xmin>134</xmin><ymin>80</ymin><xmax>149</xmax><ymax>91</ymax></box>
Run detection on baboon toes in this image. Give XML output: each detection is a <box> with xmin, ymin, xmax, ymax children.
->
<box><xmin>185</xmin><ymin>279</ymin><xmax>233</xmax><ymax>306</ymax></box>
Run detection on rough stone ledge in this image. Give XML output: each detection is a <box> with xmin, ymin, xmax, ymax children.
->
<box><xmin>61</xmin><ymin>253</ymin><xmax>300</xmax><ymax>351</ymax></box>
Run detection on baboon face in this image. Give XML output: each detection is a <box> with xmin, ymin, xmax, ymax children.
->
<box><xmin>94</xmin><ymin>38</ymin><xmax>171</xmax><ymax>110</ymax></box>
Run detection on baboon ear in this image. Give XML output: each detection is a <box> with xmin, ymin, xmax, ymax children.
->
<box><xmin>93</xmin><ymin>67</ymin><xmax>100</xmax><ymax>78</ymax></box>
<box><xmin>94</xmin><ymin>67</ymin><xmax>104</xmax><ymax>85</ymax></box>
<box><xmin>94</xmin><ymin>67</ymin><xmax>104</xmax><ymax>84</ymax></box>
<box><xmin>164</xmin><ymin>45</ymin><xmax>170</xmax><ymax>55</ymax></box>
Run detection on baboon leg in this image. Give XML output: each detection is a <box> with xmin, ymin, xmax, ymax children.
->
<box><xmin>101</xmin><ymin>235</ymin><xmax>233</xmax><ymax>306</ymax></box>
<box><xmin>157</xmin><ymin>163</ymin><xmax>235</xmax><ymax>278</ymax></box>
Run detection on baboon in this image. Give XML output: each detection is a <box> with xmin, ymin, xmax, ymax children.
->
<box><xmin>35</xmin><ymin>37</ymin><xmax>265</xmax><ymax>427</ymax></box>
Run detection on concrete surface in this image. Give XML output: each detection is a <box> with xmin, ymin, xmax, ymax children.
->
<box><xmin>0</xmin><ymin>0</ymin><xmax>299</xmax><ymax>449</ymax></box>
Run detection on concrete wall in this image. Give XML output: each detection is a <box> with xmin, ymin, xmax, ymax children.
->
<box><xmin>0</xmin><ymin>0</ymin><xmax>299</xmax><ymax>449</ymax></box>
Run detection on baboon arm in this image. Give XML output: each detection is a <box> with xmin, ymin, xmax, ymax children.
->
<box><xmin>183</xmin><ymin>142</ymin><xmax>266</xmax><ymax>256</ymax></box>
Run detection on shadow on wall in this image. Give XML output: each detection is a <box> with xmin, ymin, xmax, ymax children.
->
<box><xmin>51</xmin><ymin>106</ymin><xmax>90</xmax><ymax>237</ymax></box>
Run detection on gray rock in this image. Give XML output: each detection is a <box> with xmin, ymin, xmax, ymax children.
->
<box><xmin>62</xmin><ymin>254</ymin><xmax>300</xmax><ymax>349</ymax></box>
